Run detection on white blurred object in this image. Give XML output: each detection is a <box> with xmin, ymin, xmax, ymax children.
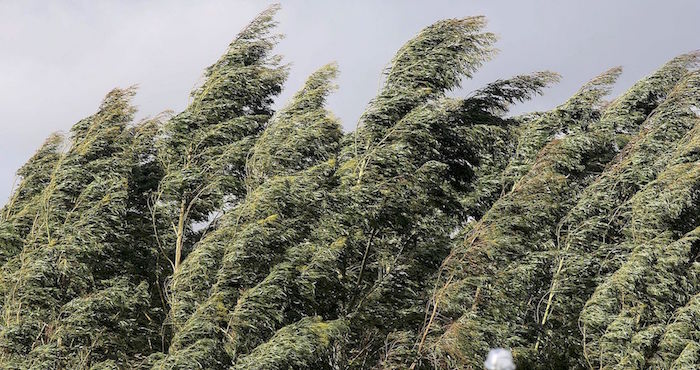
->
<box><xmin>690</xmin><ymin>105</ymin><xmax>700</xmax><ymax>117</ymax></box>
<box><xmin>484</xmin><ymin>348</ymin><xmax>515</xmax><ymax>370</ymax></box>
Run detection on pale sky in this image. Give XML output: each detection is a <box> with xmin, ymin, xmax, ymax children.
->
<box><xmin>1</xmin><ymin>0</ymin><xmax>699</xmax><ymax>204</ymax></box>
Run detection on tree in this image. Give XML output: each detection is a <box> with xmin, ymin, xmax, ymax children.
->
<box><xmin>217</xmin><ymin>17</ymin><xmax>557</xmax><ymax>370</ymax></box>
<box><xmin>154</xmin><ymin>4</ymin><xmax>287</xmax><ymax>272</ymax></box>
<box><xmin>0</xmin><ymin>87</ymin><xmax>158</xmax><ymax>368</ymax></box>
<box><xmin>415</xmin><ymin>54</ymin><xmax>698</xmax><ymax>369</ymax></box>
<box><xmin>413</xmin><ymin>66</ymin><xmax>623</xmax><ymax>369</ymax></box>
<box><xmin>1</xmin><ymin>133</ymin><xmax>64</xmax><ymax>239</ymax></box>
<box><xmin>539</xmin><ymin>58</ymin><xmax>700</xmax><ymax>368</ymax></box>
<box><xmin>153</xmin><ymin>63</ymin><xmax>343</xmax><ymax>369</ymax></box>
<box><xmin>578</xmin><ymin>80</ymin><xmax>700</xmax><ymax>367</ymax></box>
<box><xmin>3</xmin><ymin>5</ymin><xmax>700</xmax><ymax>369</ymax></box>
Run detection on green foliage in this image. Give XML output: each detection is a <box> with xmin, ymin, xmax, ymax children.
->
<box><xmin>647</xmin><ymin>293</ymin><xmax>700</xmax><ymax>368</ymax></box>
<box><xmin>0</xmin><ymin>221</ymin><xmax>21</xmax><ymax>269</ymax></box>
<box><xmin>2</xmin><ymin>133</ymin><xmax>64</xmax><ymax>239</ymax></box>
<box><xmin>0</xmin><ymin>89</ymin><xmax>161</xmax><ymax>368</ymax></box>
<box><xmin>21</xmin><ymin>279</ymin><xmax>155</xmax><ymax>369</ymax></box>
<box><xmin>231</xmin><ymin>317</ymin><xmax>347</xmax><ymax>370</ymax></box>
<box><xmin>578</xmin><ymin>107</ymin><xmax>700</xmax><ymax>368</ymax></box>
<box><xmin>154</xmin><ymin>62</ymin><xmax>343</xmax><ymax>368</ymax></box>
<box><xmin>2</xmin><ymin>5</ymin><xmax>699</xmax><ymax>370</ymax></box>
<box><xmin>538</xmin><ymin>63</ymin><xmax>700</xmax><ymax>368</ymax></box>
<box><xmin>413</xmin><ymin>54</ymin><xmax>699</xmax><ymax>369</ymax></box>
<box><xmin>246</xmin><ymin>63</ymin><xmax>342</xmax><ymax>186</ymax></box>
<box><xmin>354</xmin><ymin>16</ymin><xmax>496</xmax><ymax>149</ymax></box>
<box><xmin>154</xmin><ymin>4</ymin><xmax>288</xmax><ymax>271</ymax></box>
<box><xmin>414</xmin><ymin>66</ymin><xmax>625</xmax><ymax>369</ymax></box>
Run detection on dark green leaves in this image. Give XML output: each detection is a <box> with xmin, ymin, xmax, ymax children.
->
<box><xmin>2</xmin><ymin>6</ymin><xmax>700</xmax><ymax>370</ymax></box>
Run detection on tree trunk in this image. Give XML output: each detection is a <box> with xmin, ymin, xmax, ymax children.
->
<box><xmin>174</xmin><ymin>197</ymin><xmax>187</xmax><ymax>271</ymax></box>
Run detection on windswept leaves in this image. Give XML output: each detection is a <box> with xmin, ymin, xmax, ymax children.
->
<box><xmin>1</xmin><ymin>6</ymin><xmax>699</xmax><ymax>370</ymax></box>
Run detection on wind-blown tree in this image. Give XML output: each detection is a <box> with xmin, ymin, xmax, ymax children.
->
<box><xmin>580</xmin><ymin>168</ymin><xmax>700</xmax><ymax>368</ymax></box>
<box><xmin>152</xmin><ymin>63</ymin><xmax>343</xmax><ymax>369</ymax></box>
<box><xmin>245</xmin><ymin>64</ymin><xmax>342</xmax><ymax>187</ymax></box>
<box><xmin>458</xmin><ymin>72</ymin><xmax>561</xmax><ymax>219</ymax></box>
<box><xmin>416</xmin><ymin>54</ymin><xmax>698</xmax><ymax>369</ymax></box>
<box><xmin>1</xmin><ymin>134</ymin><xmax>69</xmax><ymax>316</ymax></box>
<box><xmin>222</xmin><ymin>16</ymin><xmax>497</xmax><ymax>368</ymax></box>
<box><xmin>154</xmin><ymin>4</ymin><xmax>287</xmax><ymax>272</ymax></box>
<box><xmin>0</xmin><ymin>88</ymin><xmax>165</xmax><ymax>368</ymax></box>
<box><xmin>534</xmin><ymin>61</ymin><xmax>700</xmax><ymax>368</ymax></box>
<box><xmin>25</xmin><ymin>117</ymin><xmax>169</xmax><ymax>369</ymax></box>
<box><xmin>647</xmin><ymin>293</ymin><xmax>700</xmax><ymax>368</ymax></box>
<box><xmin>352</xmin><ymin>17</ymin><xmax>496</xmax><ymax>152</ymax></box>
<box><xmin>12</xmin><ymin>111</ymin><xmax>164</xmax><ymax>370</ymax></box>
<box><xmin>1</xmin><ymin>133</ymin><xmax>64</xmax><ymax>239</ymax></box>
<box><xmin>3</xmin><ymin>5</ymin><xmax>700</xmax><ymax>369</ymax></box>
<box><xmin>412</xmin><ymin>64</ymin><xmax>678</xmax><ymax>368</ymax></box>
<box><xmin>583</xmin><ymin>227</ymin><xmax>699</xmax><ymax>369</ymax></box>
<box><xmin>337</xmin><ymin>86</ymin><xmax>554</xmax><ymax>369</ymax></box>
<box><xmin>576</xmin><ymin>76</ymin><xmax>700</xmax><ymax>368</ymax></box>
<box><xmin>153</xmin><ymin>16</ymin><xmax>504</xmax><ymax>369</ymax></box>
<box><xmin>0</xmin><ymin>134</ymin><xmax>65</xmax><ymax>313</ymax></box>
<box><xmin>219</xmin><ymin>18</ymin><xmax>560</xmax><ymax>370</ymax></box>
<box><xmin>459</xmin><ymin>70</ymin><xmax>613</xmax><ymax>221</ymax></box>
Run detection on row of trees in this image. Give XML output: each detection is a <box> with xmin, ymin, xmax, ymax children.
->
<box><xmin>1</xmin><ymin>4</ymin><xmax>698</xmax><ymax>369</ymax></box>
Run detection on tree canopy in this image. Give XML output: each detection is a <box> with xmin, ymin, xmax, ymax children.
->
<box><xmin>1</xmin><ymin>4</ymin><xmax>699</xmax><ymax>369</ymax></box>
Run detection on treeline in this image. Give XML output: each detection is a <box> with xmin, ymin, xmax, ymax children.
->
<box><xmin>1</xmin><ymin>4</ymin><xmax>698</xmax><ymax>369</ymax></box>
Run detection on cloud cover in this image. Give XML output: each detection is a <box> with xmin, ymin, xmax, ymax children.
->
<box><xmin>1</xmin><ymin>0</ymin><xmax>699</xmax><ymax>204</ymax></box>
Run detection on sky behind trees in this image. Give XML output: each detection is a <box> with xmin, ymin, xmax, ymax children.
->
<box><xmin>1</xmin><ymin>0</ymin><xmax>699</xmax><ymax>203</ymax></box>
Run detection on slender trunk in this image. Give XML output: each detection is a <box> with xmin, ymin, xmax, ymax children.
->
<box><xmin>356</xmin><ymin>228</ymin><xmax>377</xmax><ymax>288</ymax></box>
<box><xmin>174</xmin><ymin>197</ymin><xmax>187</xmax><ymax>271</ymax></box>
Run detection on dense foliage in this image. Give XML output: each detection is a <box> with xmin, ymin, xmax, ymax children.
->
<box><xmin>1</xmin><ymin>5</ymin><xmax>698</xmax><ymax>369</ymax></box>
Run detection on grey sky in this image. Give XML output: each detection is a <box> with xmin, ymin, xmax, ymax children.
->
<box><xmin>2</xmin><ymin>0</ymin><xmax>699</xmax><ymax>204</ymax></box>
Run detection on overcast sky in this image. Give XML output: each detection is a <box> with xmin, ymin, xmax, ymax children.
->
<box><xmin>1</xmin><ymin>0</ymin><xmax>699</xmax><ymax>204</ymax></box>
